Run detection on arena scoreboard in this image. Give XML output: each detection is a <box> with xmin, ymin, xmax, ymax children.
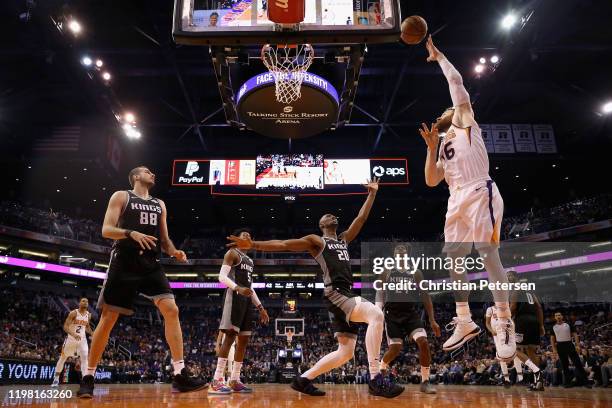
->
<box><xmin>172</xmin><ymin>155</ymin><xmax>408</xmax><ymax>195</ymax></box>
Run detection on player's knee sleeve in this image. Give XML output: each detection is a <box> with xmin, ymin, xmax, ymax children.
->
<box><xmin>477</xmin><ymin>246</ymin><xmax>509</xmax><ymax>303</ymax></box>
<box><xmin>364</xmin><ymin>302</ymin><xmax>384</xmax><ymax>326</ymax></box>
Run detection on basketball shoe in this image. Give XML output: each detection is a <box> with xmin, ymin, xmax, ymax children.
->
<box><xmin>229</xmin><ymin>380</ymin><xmax>253</xmax><ymax>393</ymax></box>
<box><xmin>291</xmin><ymin>376</ymin><xmax>325</xmax><ymax>396</ymax></box>
<box><xmin>492</xmin><ymin>317</ymin><xmax>517</xmax><ymax>362</ymax></box>
<box><xmin>209</xmin><ymin>379</ymin><xmax>232</xmax><ymax>395</ymax></box>
<box><xmin>419</xmin><ymin>380</ymin><xmax>436</xmax><ymax>394</ymax></box>
<box><xmin>171</xmin><ymin>368</ymin><xmax>209</xmax><ymax>393</ymax></box>
<box><xmin>77</xmin><ymin>375</ymin><xmax>94</xmax><ymax>398</ymax></box>
<box><xmin>442</xmin><ymin>317</ymin><xmax>482</xmax><ymax>351</ymax></box>
<box><xmin>368</xmin><ymin>373</ymin><xmax>404</xmax><ymax>398</ymax></box>
<box><xmin>51</xmin><ymin>376</ymin><xmax>59</xmax><ymax>387</ymax></box>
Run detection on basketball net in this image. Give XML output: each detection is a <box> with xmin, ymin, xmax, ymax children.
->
<box><xmin>286</xmin><ymin>330</ymin><xmax>294</xmax><ymax>346</ymax></box>
<box><xmin>261</xmin><ymin>44</ymin><xmax>314</xmax><ymax>104</ymax></box>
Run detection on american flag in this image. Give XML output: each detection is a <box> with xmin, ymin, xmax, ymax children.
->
<box><xmin>32</xmin><ymin>126</ymin><xmax>80</xmax><ymax>152</ymax></box>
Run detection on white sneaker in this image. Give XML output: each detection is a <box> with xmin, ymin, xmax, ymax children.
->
<box><xmin>492</xmin><ymin>317</ymin><xmax>517</xmax><ymax>362</ymax></box>
<box><xmin>51</xmin><ymin>377</ymin><xmax>59</xmax><ymax>387</ymax></box>
<box><xmin>442</xmin><ymin>317</ymin><xmax>481</xmax><ymax>351</ymax></box>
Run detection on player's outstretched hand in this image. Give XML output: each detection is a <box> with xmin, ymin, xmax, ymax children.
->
<box><xmin>129</xmin><ymin>231</ymin><xmax>158</xmax><ymax>250</ymax></box>
<box><xmin>226</xmin><ymin>234</ymin><xmax>253</xmax><ymax>249</ymax></box>
<box><xmin>172</xmin><ymin>250</ymin><xmax>188</xmax><ymax>263</ymax></box>
<box><xmin>259</xmin><ymin>308</ymin><xmax>270</xmax><ymax>325</ymax></box>
<box><xmin>430</xmin><ymin>320</ymin><xmax>441</xmax><ymax>337</ymax></box>
<box><xmin>364</xmin><ymin>177</ymin><xmax>380</xmax><ymax>193</ymax></box>
<box><xmin>419</xmin><ymin>122</ymin><xmax>440</xmax><ymax>150</ymax></box>
<box><xmin>236</xmin><ymin>286</ymin><xmax>253</xmax><ymax>297</ymax></box>
<box><xmin>425</xmin><ymin>35</ymin><xmax>444</xmax><ymax>62</ymax></box>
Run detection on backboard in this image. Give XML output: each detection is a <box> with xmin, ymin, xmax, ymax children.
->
<box><xmin>173</xmin><ymin>0</ymin><xmax>401</xmax><ymax>45</ymax></box>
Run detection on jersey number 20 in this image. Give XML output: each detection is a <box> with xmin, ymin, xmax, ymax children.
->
<box><xmin>140</xmin><ymin>212</ymin><xmax>158</xmax><ymax>226</ymax></box>
<box><xmin>337</xmin><ymin>250</ymin><xmax>350</xmax><ymax>261</ymax></box>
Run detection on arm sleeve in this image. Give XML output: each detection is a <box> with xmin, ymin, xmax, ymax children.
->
<box><xmin>251</xmin><ymin>290</ymin><xmax>262</xmax><ymax>307</ymax></box>
<box><xmin>218</xmin><ymin>264</ymin><xmax>237</xmax><ymax>291</ymax></box>
<box><xmin>438</xmin><ymin>57</ymin><xmax>470</xmax><ymax>107</ymax></box>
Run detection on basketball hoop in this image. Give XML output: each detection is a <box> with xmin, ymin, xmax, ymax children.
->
<box><xmin>261</xmin><ymin>44</ymin><xmax>314</xmax><ymax>104</ymax></box>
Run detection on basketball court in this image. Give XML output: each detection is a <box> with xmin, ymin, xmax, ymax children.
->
<box><xmin>1</xmin><ymin>384</ymin><xmax>610</xmax><ymax>407</ymax></box>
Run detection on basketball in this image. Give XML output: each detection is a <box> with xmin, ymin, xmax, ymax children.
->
<box><xmin>401</xmin><ymin>15</ymin><xmax>428</xmax><ymax>45</ymax></box>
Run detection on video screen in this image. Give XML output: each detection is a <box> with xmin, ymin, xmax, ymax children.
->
<box><xmin>209</xmin><ymin>160</ymin><xmax>255</xmax><ymax>185</ymax></box>
<box><xmin>256</xmin><ymin>154</ymin><xmax>324</xmax><ymax>190</ymax></box>
<box><xmin>324</xmin><ymin>159</ymin><xmax>371</xmax><ymax>185</ymax></box>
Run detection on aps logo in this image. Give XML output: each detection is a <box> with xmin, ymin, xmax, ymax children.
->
<box><xmin>372</xmin><ymin>165</ymin><xmax>405</xmax><ymax>178</ymax></box>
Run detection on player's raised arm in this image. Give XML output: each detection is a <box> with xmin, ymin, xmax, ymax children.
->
<box><xmin>226</xmin><ymin>234</ymin><xmax>323</xmax><ymax>258</ymax></box>
<box><xmin>419</xmin><ymin>123</ymin><xmax>445</xmax><ymax>187</ymax></box>
<box><xmin>426</xmin><ymin>35</ymin><xmax>475</xmax><ymax>128</ymax></box>
<box><xmin>339</xmin><ymin>178</ymin><xmax>379</xmax><ymax>244</ymax></box>
<box><xmin>158</xmin><ymin>200</ymin><xmax>187</xmax><ymax>262</ymax></box>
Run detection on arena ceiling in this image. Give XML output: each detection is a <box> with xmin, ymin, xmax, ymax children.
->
<box><xmin>0</xmin><ymin>0</ymin><xmax>610</xmax><ymax>234</ymax></box>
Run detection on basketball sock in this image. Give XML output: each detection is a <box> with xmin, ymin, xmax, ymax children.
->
<box><xmin>500</xmin><ymin>361</ymin><xmax>509</xmax><ymax>380</ymax></box>
<box><xmin>55</xmin><ymin>356</ymin><xmax>68</xmax><ymax>376</ymax></box>
<box><xmin>456</xmin><ymin>302</ymin><xmax>471</xmax><ymax>322</ymax></box>
<box><xmin>214</xmin><ymin>358</ymin><xmax>228</xmax><ymax>381</ymax></box>
<box><xmin>85</xmin><ymin>366</ymin><xmax>97</xmax><ymax>376</ymax></box>
<box><xmin>302</xmin><ymin>338</ymin><xmax>356</xmax><ymax>380</ymax></box>
<box><xmin>172</xmin><ymin>359</ymin><xmax>185</xmax><ymax>375</ymax></box>
<box><xmin>525</xmin><ymin>359</ymin><xmax>540</xmax><ymax>373</ymax></box>
<box><xmin>421</xmin><ymin>366</ymin><xmax>430</xmax><ymax>383</ymax></box>
<box><xmin>230</xmin><ymin>361</ymin><xmax>243</xmax><ymax>382</ymax></box>
<box><xmin>494</xmin><ymin>302</ymin><xmax>511</xmax><ymax>319</ymax></box>
<box><xmin>79</xmin><ymin>350</ymin><xmax>88</xmax><ymax>375</ymax></box>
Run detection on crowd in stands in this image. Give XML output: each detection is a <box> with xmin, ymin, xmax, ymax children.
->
<box><xmin>1</xmin><ymin>284</ymin><xmax>610</xmax><ymax>388</ymax></box>
<box><xmin>0</xmin><ymin>200</ymin><xmax>108</xmax><ymax>246</ymax></box>
<box><xmin>2</xmin><ymin>195</ymin><xmax>611</xmax><ymax>259</ymax></box>
<box><xmin>502</xmin><ymin>194</ymin><xmax>612</xmax><ymax>239</ymax></box>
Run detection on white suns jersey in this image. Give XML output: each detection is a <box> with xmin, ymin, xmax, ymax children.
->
<box><xmin>437</xmin><ymin>124</ymin><xmax>489</xmax><ymax>190</ymax></box>
<box><xmin>69</xmin><ymin>309</ymin><xmax>89</xmax><ymax>341</ymax></box>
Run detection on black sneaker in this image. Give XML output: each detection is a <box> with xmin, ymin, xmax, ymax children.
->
<box><xmin>171</xmin><ymin>368</ymin><xmax>209</xmax><ymax>393</ymax></box>
<box><xmin>368</xmin><ymin>373</ymin><xmax>404</xmax><ymax>398</ymax></box>
<box><xmin>291</xmin><ymin>376</ymin><xmax>326</xmax><ymax>396</ymax></box>
<box><xmin>77</xmin><ymin>375</ymin><xmax>94</xmax><ymax>399</ymax></box>
<box><xmin>503</xmin><ymin>379</ymin><xmax>512</xmax><ymax>389</ymax></box>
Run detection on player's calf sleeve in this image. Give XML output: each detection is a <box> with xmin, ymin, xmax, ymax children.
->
<box><xmin>447</xmin><ymin>249</ymin><xmax>471</xmax><ymax>303</ymax></box>
<box><xmin>478</xmin><ymin>247</ymin><xmax>510</xmax><ymax>314</ymax></box>
<box><xmin>302</xmin><ymin>338</ymin><xmax>356</xmax><ymax>380</ymax></box>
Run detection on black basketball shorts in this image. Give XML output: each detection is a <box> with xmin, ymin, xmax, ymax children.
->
<box><xmin>97</xmin><ymin>248</ymin><xmax>174</xmax><ymax>315</ymax></box>
<box><xmin>515</xmin><ymin>315</ymin><xmax>541</xmax><ymax>346</ymax></box>
<box><xmin>219</xmin><ymin>289</ymin><xmax>254</xmax><ymax>335</ymax></box>
<box><xmin>384</xmin><ymin>308</ymin><xmax>426</xmax><ymax>345</ymax></box>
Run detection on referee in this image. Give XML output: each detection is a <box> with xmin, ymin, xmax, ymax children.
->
<box><xmin>550</xmin><ymin>311</ymin><xmax>590</xmax><ymax>388</ymax></box>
